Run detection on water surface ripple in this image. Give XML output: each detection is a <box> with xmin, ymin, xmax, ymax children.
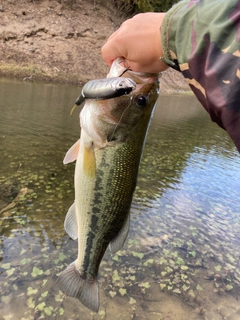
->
<box><xmin>0</xmin><ymin>80</ymin><xmax>240</xmax><ymax>320</ymax></box>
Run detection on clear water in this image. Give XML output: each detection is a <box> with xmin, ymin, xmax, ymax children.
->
<box><xmin>0</xmin><ymin>78</ymin><xmax>240</xmax><ymax>320</ymax></box>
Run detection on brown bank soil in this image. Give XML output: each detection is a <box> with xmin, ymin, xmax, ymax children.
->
<box><xmin>0</xmin><ymin>0</ymin><xmax>190</xmax><ymax>93</ymax></box>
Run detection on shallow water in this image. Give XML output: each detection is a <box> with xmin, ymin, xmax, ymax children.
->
<box><xmin>0</xmin><ymin>79</ymin><xmax>240</xmax><ymax>320</ymax></box>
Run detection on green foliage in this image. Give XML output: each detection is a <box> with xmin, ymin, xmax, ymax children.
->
<box><xmin>134</xmin><ymin>0</ymin><xmax>153</xmax><ymax>12</ymax></box>
<box><xmin>58</xmin><ymin>0</ymin><xmax>180</xmax><ymax>16</ymax></box>
<box><xmin>106</xmin><ymin>0</ymin><xmax>180</xmax><ymax>17</ymax></box>
<box><xmin>122</xmin><ymin>0</ymin><xmax>179</xmax><ymax>13</ymax></box>
<box><xmin>149</xmin><ymin>0</ymin><xmax>180</xmax><ymax>12</ymax></box>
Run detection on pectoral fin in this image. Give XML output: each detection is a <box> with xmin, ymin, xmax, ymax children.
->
<box><xmin>109</xmin><ymin>213</ymin><xmax>130</xmax><ymax>254</ymax></box>
<box><xmin>83</xmin><ymin>141</ymin><xmax>96</xmax><ymax>177</ymax></box>
<box><xmin>64</xmin><ymin>202</ymin><xmax>78</xmax><ymax>240</ymax></box>
<box><xmin>63</xmin><ymin>139</ymin><xmax>80</xmax><ymax>164</ymax></box>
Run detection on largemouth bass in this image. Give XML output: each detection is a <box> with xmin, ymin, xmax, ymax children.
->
<box><xmin>57</xmin><ymin>59</ymin><xmax>159</xmax><ymax>312</ymax></box>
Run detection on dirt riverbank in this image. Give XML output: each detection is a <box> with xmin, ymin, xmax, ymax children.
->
<box><xmin>0</xmin><ymin>0</ymin><xmax>190</xmax><ymax>93</ymax></box>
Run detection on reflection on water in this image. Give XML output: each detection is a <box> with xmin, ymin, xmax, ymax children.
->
<box><xmin>0</xmin><ymin>79</ymin><xmax>240</xmax><ymax>320</ymax></box>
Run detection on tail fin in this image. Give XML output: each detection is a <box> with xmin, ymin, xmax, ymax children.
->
<box><xmin>57</xmin><ymin>262</ymin><xmax>99</xmax><ymax>312</ymax></box>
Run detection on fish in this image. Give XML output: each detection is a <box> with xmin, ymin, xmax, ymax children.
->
<box><xmin>57</xmin><ymin>59</ymin><xmax>159</xmax><ymax>312</ymax></box>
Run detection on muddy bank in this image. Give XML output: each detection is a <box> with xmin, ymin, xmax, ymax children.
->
<box><xmin>0</xmin><ymin>0</ymin><xmax>190</xmax><ymax>93</ymax></box>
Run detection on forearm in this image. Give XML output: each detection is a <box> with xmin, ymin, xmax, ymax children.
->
<box><xmin>161</xmin><ymin>0</ymin><xmax>240</xmax><ymax>151</ymax></box>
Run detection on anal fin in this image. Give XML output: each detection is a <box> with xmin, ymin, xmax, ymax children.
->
<box><xmin>109</xmin><ymin>213</ymin><xmax>130</xmax><ymax>254</ymax></box>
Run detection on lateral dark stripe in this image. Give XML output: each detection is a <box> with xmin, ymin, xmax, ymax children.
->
<box><xmin>82</xmin><ymin>154</ymin><xmax>107</xmax><ymax>278</ymax></box>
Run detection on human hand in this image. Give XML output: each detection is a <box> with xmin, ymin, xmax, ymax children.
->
<box><xmin>101</xmin><ymin>12</ymin><xmax>169</xmax><ymax>73</ymax></box>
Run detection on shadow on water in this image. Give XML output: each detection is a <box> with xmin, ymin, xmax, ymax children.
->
<box><xmin>0</xmin><ymin>79</ymin><xmax>240</xmax><ymax>320</ymax></box>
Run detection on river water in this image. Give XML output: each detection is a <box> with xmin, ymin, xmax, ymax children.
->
<box><xmin>0</xmin><ymin>78</ymin><xmax>240</xmax><ymax>320</ymax></box>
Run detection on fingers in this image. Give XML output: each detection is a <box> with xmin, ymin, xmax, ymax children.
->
<box><xmin>101</xmin><ymin>28</ymin><xmax>127</xmax><ymax>67</ymax></box>
<box><xmin>101</xmin><ymin>43</ymin><xmax>122</xmax><ymax>67</ymax></box>
<box><xmin>101</xmin><ymin>12</ymin><xmax>168</xmax><ymax>73</ymax></box>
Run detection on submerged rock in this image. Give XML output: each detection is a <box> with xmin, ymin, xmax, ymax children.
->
<box><xmin>0</xmin><ymin>180</ymin><xmax>20</xmax><ymax>208</ymax></box>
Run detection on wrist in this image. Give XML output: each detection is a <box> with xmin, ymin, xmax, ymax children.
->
<box><xmin>160</xmin><ymin>1</ymin><xmax>188</xmax><ymax>64</ymax></box>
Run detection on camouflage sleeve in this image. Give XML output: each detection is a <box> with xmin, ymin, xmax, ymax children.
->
<box><xmin>161</xmin><ymin>0</ymin><xmax>240</xmax><ymax>152</ymax></box>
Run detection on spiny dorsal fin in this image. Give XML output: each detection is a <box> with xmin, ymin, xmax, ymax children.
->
<box><xmin>63</xmin><ymin>139</ymin><xmax>80</xmax><ymax>164</ymax></box>
<box><xmin>57</xmin><ymin>262</ymin><xmax>99</xmax><ymax>312</ymax></box>
<box><xmin>64</xmin><ymin>202</ymin><xmax>78</xmax><ymax>240</ymax></box>
<box><xmin>109</xmin><ymin>213</ymin><xmax>130</xmax><ymax>254</ymax></box>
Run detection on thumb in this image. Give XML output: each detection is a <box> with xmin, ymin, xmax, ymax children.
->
<box><xmin>101</xmin><ymin>39</ymin><xmax>126</xmax><ymax>67</ymax></box>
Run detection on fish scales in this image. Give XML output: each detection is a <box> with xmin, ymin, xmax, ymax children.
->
<box><xmin>82</xmin><ymin>140</ymin><xmax>141</xmax><ymax>278</ymax></box>
<box><xmin>57</xmin><ymin>58</ymin><xmax>160</xmax><ymax>312</ymax></box>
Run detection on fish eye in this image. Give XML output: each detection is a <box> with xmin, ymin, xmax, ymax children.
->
<box><xmin>135</xmin><ymin>95</ymin><xmax>148</xmax><ymax>108</ymax></box>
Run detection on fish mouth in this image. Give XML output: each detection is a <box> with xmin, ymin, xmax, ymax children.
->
<box><xmin>79</xmin><ymin>59</ymin><xmax>160</xmax><ymax>148</ymax></box>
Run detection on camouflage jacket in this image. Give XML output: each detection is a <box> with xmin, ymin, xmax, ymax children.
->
<box><xmin>161</xmin><ymin>0</ymin><xmax>240</xmax><ymax>152</ymax></box>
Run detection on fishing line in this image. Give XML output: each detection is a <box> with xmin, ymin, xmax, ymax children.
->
<box><xmin>119</xmin><ymin>67</ymin><xmax>132</xmax><ymax>77</ymax></box>
<box><xmin>118</xmin><ymin>59</ymin><xmax>132</xmax><ymax>77</ymax></box>
<box><xmin>108</xmin><ymin>96</ymin><xmax>133</xmax><ymax>142</ymax></box>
